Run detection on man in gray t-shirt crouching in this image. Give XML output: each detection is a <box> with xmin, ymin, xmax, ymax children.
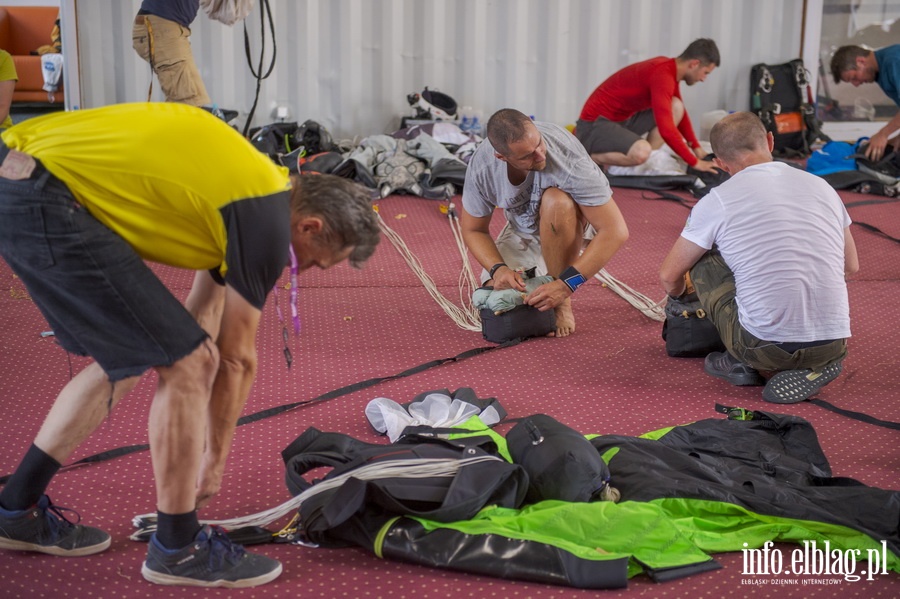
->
<box><xmin>461</xmin><ymin>108</ymin><xmax>629</xmax><ymax>337</ymax></box>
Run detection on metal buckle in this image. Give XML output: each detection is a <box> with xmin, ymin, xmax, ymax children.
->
<box><xmin>726</xmin><ymin>407</ymin><xmax>754</xmax><ymax>421</ymax></box>
<box><xmin>759</xmin><ymin>67</ymin><xmax>774</xmax><ymax>93</ymax></box>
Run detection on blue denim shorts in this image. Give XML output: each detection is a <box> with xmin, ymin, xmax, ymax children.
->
<box><xmin>0</xmin><ymin>147</ymin><xmax>207</xmax><ymax>382</ymax></box>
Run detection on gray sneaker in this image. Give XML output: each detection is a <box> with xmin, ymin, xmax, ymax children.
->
<box><xmin>704</xmin><ymin>351</ymin><xmax>765</xmax><ymax>386</ymax></box>
<box><xmin>762</xmin><ymin>361</ymin><xmax>843</xmax><ymax>404</ymax></box>
<box><xmin>0</xmin><ymin>495</ymin><xmax>111</xmax><ymax>556</ymax></box>
<box><xmin>142</xmin><ymin>525</ymin><xmax>282</xmax><ymax>588</ymax></box>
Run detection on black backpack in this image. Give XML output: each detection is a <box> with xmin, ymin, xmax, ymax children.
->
<box><xmin>750</xmin><ymin>59</ymin><xmax>829</xmax><ymax>157</ymax></box>
<box><xmin>249</xmin><ymin>119</ymin><xmax>337</xmax><ymax>164</ymax></box>
<box><xmin>507</xmin><ymin>414</ymin><xmax>613</xmax><ymax>503</ymax></box>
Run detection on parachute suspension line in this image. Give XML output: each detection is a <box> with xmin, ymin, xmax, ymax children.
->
<box><xmin>131</xmin><ymin>457</ymin><xmax>502</xmax><ymax>535</ymax></box>
<box><xmin>376</xmin><ymin>208</ymin><xmax>481</xmax><ymax>332</ymax></box>
<box><xmin>373</xmin><ymin>201</ymin><xmax>664</xmax><ymax>326</ymax></box>
<box><xmin>593</xmin><ymin>268</ymin><xmax>666</xmax><ymax>322</ymax></box>
<box><xmin>446</xmin><ymin>202</ymin><xmax>481</xmax><ymax>321</ymax></box>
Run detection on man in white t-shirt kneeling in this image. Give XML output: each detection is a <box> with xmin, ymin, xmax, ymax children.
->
<box><xmin>659</xmin><ymin>112</ymin><xmax>859</xmax><ymax>403</ymax></box>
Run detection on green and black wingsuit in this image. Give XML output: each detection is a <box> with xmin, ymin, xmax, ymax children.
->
<box><xmin>283</xmin><ymin>407</ymin><xmax>899</xmax><ymax>590</ymax></box>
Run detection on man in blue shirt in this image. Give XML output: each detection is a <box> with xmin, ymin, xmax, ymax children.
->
<box><xmin>830</xmin><ymin>44</ymin><xmax>900</xmax><ymax>161</ymax></box>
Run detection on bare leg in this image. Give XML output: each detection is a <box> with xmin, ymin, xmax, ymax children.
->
<box><xmin>34</xmin><ymin>363</ymin><xmax>140</xmax><ymax>462</ymax></box>
<box><xmin>149</xmin><ymin>338</ymin><xmax>218</xmax><ymax>514</ymax></box>
<box><xmin>646</xmin><ymin>97</ymin><xmax>685</xmax><ymax>150</ymax></box>
<box><xmin>30</xmin><ymin>272</ymin><xmax>223</xmax><ymax>467</ymax></box>
<box><xmin>539</xmin><ymin>188</ymin><xmax>584</xmax><ymax>337</ymax></box>
<box><xmin>590</xmin><ymin>139</ymin><xmax>652</xmax><ymax>167</ymax></box>
<box><xmin>185</xmin><ymin>271</ymin><xmax>226</xmax><ymax>341</ymax></box>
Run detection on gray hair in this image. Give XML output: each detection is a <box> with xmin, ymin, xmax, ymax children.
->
<box><xmin>709</xmin><ymin>112</ymin><xmax>768</xmax><ymax>163</ymax></box>
<box><xmin>289</xmin><ymin>173</ymin><xmax>380</xmax><ymax>267</ymax></box>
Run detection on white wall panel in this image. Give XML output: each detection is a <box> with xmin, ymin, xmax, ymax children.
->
<box><xmin>74</xmin><ymin>0</ymin><xmax>806</xmax><ymax>139</ymax></box>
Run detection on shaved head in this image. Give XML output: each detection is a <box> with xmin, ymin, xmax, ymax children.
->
<box><xmin>486</xmin><ymin>108</ymin><xmax>534</xmax><ymax>155</ymax></box>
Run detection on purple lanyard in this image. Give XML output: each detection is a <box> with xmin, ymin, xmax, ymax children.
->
<box><xmin>273</xmin><ymin>245</ymin><xmax>300</xmax><ymax>368</ymax></box>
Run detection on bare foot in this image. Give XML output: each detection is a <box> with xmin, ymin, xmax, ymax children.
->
<box><xmin>554</xmin><ymin>299</ymin><xmax>576</xmax><ymax>337</ymax></box>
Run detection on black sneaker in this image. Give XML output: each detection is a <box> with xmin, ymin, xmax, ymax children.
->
<box><xmin>704</xmin><ymin>351</ymin><xmax>765</xmax><ymax>386</ymax></box>
<box><xmin>142</xmin><ymin>525</ymin><xmax>282</xmax><ymax>588</ymax></box>
<box><xmin>0</xmin><ymin>495</ymin><xmax>111</xmax><ymax>556</ymax></box>
<box><xmin>762</xmin><ymin>361</ymin><xmax>843</xmax><ymax>404</ymax></box>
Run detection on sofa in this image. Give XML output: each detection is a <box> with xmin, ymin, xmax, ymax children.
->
<box><xmin>0</xmin><ymin>5</ymin><xmax>63</xmax><ymax>104</ymax></box>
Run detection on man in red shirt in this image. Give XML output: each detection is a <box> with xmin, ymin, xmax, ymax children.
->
<box><xmin>575</xmin><ymin>39</ymin><xmax>720</xmax><ymax>174</ymax></box>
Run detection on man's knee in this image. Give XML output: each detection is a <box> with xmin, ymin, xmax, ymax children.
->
<box><xmin>627</xmin><ymin>139</ymin><xmax>652</xmax><ymax>164</ymax></box>
<box><xmin>671</xmin><ymin>97</ymin><xmax>685</xmax><ymax>124</ymax></box>
<box><xmin>540</xmin><ymin>187</ymin><xmax>578</xmax><ymax>220</ymax></box>
<box><xmin>155</xmin><ymin>61</ymin><xmax>208</xmax><ymax>105</ymax></box>
<box><xmin>157</xmin><ymin>338</ymin><xmax>219</xmax><ymax>389</ymax></box>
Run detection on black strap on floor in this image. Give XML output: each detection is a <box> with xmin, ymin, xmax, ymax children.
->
<box><xmin>851</xmin><ymin>221</ymin><xmax>900</xmax><ymax>244</ymax></box>
<box><xmin>843</xmin><ymin>197</ymin><xmax>900</xmax><ymax>209</ymax></box>
<box><xmin>838</xmin><ymin>197</ymin><xmax>900</xmax><ymax>244</ymax></box>
<box><xmin>808</xmin><ymin>398</ymin><xmax>900</xmax><ymax>431</ymax></box>
<box><xmin>0</xmin><ymin>338</ymin><xmax>523</xmax><ymax>485</ymax></box>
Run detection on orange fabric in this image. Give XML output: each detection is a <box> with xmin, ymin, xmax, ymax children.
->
<box><xmin>0</xmin><ymin>7</ymin><xmax>63</xmax><ymax>103</ymax></box>
<box><xmin>773</xmin><ymin>112</ymin><xmax>804</xmax><ymax>135</ymax></box>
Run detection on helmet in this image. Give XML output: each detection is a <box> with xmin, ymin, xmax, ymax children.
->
<box><xmin>406</xmin><ymin>87</ymin><xmax>458</xmax><ymax>121</ymax></box>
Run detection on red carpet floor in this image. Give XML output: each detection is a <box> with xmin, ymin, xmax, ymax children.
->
<box><xmin>0</xmin><ymin>186</ymin><xmax>897</xmax><ymax>598</ymax></box>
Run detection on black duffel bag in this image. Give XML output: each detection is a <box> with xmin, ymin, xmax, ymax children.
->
<box><xmin>661</xmin><ymin>292</ymin><xmax>725</xmax><ymax>358</ymax></box>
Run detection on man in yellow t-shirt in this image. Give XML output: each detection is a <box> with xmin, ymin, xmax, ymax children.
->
<box><xmin>0</xmin><ymin>102</ymin><xmax>380</xmax><ymax>587</ymax></box>
<box><xmin>0</xmin><ymin>49</ymin><xmax>17</xmax><ymax>129</ymax></box>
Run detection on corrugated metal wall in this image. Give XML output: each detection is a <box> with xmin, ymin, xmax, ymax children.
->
<box><xmin>74</xmin><ymin>0</ymin><xmax>806</xmax><ymax>139</ymax></box>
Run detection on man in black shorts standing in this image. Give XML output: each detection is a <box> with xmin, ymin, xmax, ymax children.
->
<box><xmin>0</xmin><ymin>102</ymin><xmax>380</xmax><ymax>587</ymax></box>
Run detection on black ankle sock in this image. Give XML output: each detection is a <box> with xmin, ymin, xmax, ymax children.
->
<box><xmin>0</xmin><ymin>444</ymin><xmax>61</xmax><ymax>511</ymax></box>
<box><xmin>155</xmin><ymin>510</ymin><xmax>202</xmax><ymax>550</ymax></box>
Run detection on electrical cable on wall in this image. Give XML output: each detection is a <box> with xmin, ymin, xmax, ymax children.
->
<box><xmin>242</xmin><ymin>0</ymin><xmax>276</xmax><ymax>137</ymax></box>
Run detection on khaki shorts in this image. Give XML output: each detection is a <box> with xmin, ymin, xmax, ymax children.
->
<box><xmin>482</xmin><ymin>222</ymin><xmax>595</xmax><ymax>284</ymax></box>
<box><xmin>133</xmin><ymin>14</ymin><xmax>211</xmax><ymax>106</ymax></box>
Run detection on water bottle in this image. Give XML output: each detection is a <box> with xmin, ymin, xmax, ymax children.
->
<box><xmin>210</xmin><ymin>103</ymin><xmax>225</xmax><ymax>121</ymax></box>
<box><xmin>458</xmin><ymin>105</ymin><xmax>474</xmax><ymax>132</ymax></box>
<box><xmin>469</xmin><ymin>116</ymin><xmax>482</xmax><ymax>137</ymax></box>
